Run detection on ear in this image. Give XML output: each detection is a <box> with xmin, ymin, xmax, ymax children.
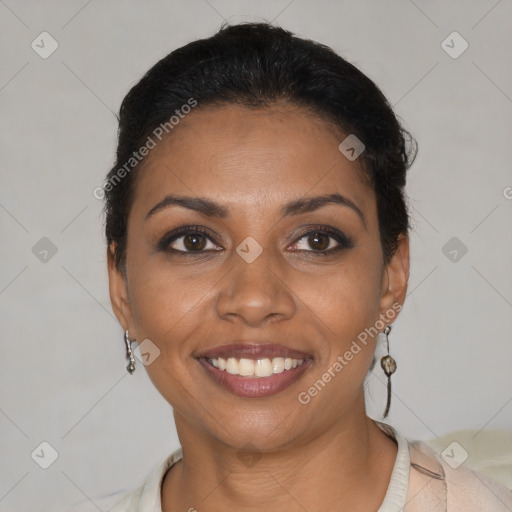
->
<box><xmin>379</xmin><ymin>234</ymin><xmax>410</xmax><ymax>321</ymax></box>
<box><xmin>107</xmin><ymin>242</ymin><xmax>137</xmax><ymax>338</ymax></box>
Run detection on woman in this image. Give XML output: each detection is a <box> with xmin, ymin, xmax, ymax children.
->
<box><xmin>103</xmin><ymin>22</ymin><xmax>512</xmax><ymax>512</ymax></box>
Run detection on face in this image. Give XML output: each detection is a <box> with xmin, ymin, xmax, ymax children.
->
<box><xmin>108</xmin><ymin>103</ymin><xmax>409</xmax><ymax>452</ymax></box>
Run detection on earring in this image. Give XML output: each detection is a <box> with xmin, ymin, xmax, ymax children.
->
<box><xmin>124</xmin><ymin>330</ymin><xmax>136</xmax><ymax>374</ymax></box>
<box><xmin>380</xmin><ymin>324</ymin><xmax>397</xmax><ymax>418</ymax></box>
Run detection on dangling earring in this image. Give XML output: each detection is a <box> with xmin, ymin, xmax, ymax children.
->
<box><xmin>380</xmin><ymin>324</ymin><xmax>397</xmax><ymax>418</ymax></box>
<box><xmin>124</xmin><ymin>330</ymin><xmax>136</xmax><ymax>374</ymax></box>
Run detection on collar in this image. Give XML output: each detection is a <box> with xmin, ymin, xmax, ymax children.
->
<box><xmin>374</xmin><ymin>420</ymin><xmax>411</xmax><ymax>512</ymax></box>
<box><xmin>137</xmin><ymin>448</ymin><xmax>183</xmax><ymax>512</ymax></box>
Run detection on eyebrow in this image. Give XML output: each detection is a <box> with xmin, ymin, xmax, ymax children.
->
<box><xmin>145</xmin><ymin>192</ymin><xmax>366</xmax><ymax>229</ymax></box>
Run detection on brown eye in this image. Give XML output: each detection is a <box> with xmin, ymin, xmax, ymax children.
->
<box><xmin>158</xmin><ymin>226</ymin><xmax>220</xmax><ymax>254</ymax></box>
<box><xmin>288</xmin><ymin>227</ymin><xmax>354</xmax><ymax>255</ymax></box>
<box><xmin>182</xmin><ymin>233</ymin><xmax>207</xmax><ymax>251</ymax></box>
<box><xmin>305</xmin><ymin>232</ymin><xmax>330</xmax><ymax>251</ymax></box>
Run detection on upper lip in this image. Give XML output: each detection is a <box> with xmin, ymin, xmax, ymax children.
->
<box><xmin>195</xmin><ymin>343</ymin><xmax>313</xmax><ymax>360</ymax></box>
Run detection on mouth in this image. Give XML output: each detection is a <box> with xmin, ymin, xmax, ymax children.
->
<box><xmin>196</xmin><ymin>344</ymin><xmax>313</xmax><ymax>398</ymax></box>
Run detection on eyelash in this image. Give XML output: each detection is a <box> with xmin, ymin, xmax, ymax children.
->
<box><xmin>157</xmin><ymin>225</ymin><xmax>354</xmax><ymax>256</ymax></box>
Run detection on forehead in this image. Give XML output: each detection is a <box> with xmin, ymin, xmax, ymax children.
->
<box><xmin>129</xmin><ymin>104</ymin><xmax>375</xmax><ymax>223</ymax></box>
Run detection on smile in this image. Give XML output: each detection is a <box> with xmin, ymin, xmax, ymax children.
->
<box><xmin>196</xmin><ymin>343</ymin><xmax>313</xmax><ymax>398</ymax></box>
<box><xmin>211</xmin><ymin>356</ymin><xmax>305</xmax><ymax>376</ymax></box>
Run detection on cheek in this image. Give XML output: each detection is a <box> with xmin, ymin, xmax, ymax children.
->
<box><xmin>126</xmin><ymin>256</ymin><xmax>238</xmax><ymax>405</ymax></box>
<box><xmin>129</xmin><ymin>264</ymin><xmax>211</xmax><ymax>349</ymax></box>
<box><xmin>126</xmin><ymin>264</ymin><xmax>207</xmax><ymax>409</ymax></box>
<box><xmin>303</xmin><ymin>253</ymin><xmax>383</xmax><ymax>375</ymax></box>
<box><xmin>312</xmin><ymin>250</ymin><xmax>382</xmax><ymax>322</ymax></box>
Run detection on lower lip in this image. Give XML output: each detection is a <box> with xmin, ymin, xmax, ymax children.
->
<box><xmin>198</xmin><ymin>358</ymin><xmax>312</xmax><ymax>398</ymax></box>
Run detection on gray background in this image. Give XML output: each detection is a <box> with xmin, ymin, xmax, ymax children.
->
<box><xmin>1</xmin><ymin>0</ymin><xmax>511</xmax><ymax>510</ymax></box>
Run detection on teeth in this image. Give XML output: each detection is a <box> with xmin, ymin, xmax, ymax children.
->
<box><xmin>226</xmin><ymin>357</ymin><xmax>239</xmax><ymax>375</ymax></box>
<box><xmin>239</xmin><ymin>358</ymin><xmax>255</xmax><ymax>376</ymax></box>
<box><xmin>273</xmin><ymin>357</ymin><xmax>285</xmax><ymax>374</ymax></box>
<box><xmin>209</xmin><ymin>356</ymin><xmax>305</xmax><ymax>377</ymax></box>
<box><xmin>255</xmin><ymin>358</ymin><xmax>273</xmax><ymax>377</ymax></box>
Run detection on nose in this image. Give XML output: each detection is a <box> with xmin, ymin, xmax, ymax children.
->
<box><xmin>215</xmin><ymin>245</ymin><xmax>296</xmax><ymax>327</ymax></box>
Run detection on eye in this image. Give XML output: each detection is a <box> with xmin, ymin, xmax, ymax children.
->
<box><xmin>288</xmin><ymin>227</ymin><xmax>353</xmax><ymax>255</ymax></box>
<box><xmin>158</xmin><ymin>225</ymin><xmax>353</xmax><ymax>256</ymax></box>
<box><xmin>158</xmin><ymin>226</ymin><xmax>220</xmax><ymax>254</ymax></box>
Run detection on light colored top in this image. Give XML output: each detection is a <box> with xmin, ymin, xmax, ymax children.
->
<box><xmin>108</xmin><ymin>421</ymin><xmax>512</xmax><ymax>511</ymax></box>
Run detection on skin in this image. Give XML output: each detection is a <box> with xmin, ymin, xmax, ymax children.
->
<box><xmin>108</xmin><ymin>103</ymin><xmax>410</xmax><ymax>512</ymax></box>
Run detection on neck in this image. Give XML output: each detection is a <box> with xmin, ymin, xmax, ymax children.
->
<box><xmin>162</xmin><ymin>401</ymin><xmax>397</xmax><ymax>512</ymax></box>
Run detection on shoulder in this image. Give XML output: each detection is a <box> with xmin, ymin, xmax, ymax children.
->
<box><xmin>408</xmin><ymin>439</ymin><xmax>512</xmax><ymax>511</ymax></box>
<box><xmin>107</xmin><ymin>448</ymin><xmax>183</xmax><ymax>512</ymax></box>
